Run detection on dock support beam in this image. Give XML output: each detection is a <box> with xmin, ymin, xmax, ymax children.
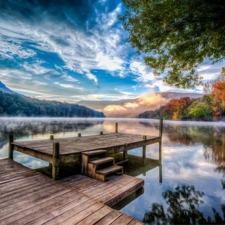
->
<box><xmin>52</xmin><ymin>143</ymin><xmax>60</xmax><ymax>180</ymax></box>
<box><xmin>142</xmin><ymin>135</ymin><xmax>146</xmax><ymax>165</ymax></box>
<box><xmin>8</xmin><ymin>135</ymin><xmax>14</xmax><ymax>159</ymax></box>
<box><xmin>123</xmin><ymin>151</ymin><xmax>128</xmax><ymax>160</ymax></box>
<box><xmin>159</xmin><ymin>117</ymin><xmax>163</xmax><ymax>161</ymax></box>
<box><xmin>115</xmin><ymin>123</ymin><xmax>118</xmax><ymax>133</ymax></box>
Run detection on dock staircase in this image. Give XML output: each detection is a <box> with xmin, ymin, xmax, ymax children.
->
<box><xmin>81</xmin><ymin>150</ymin><xmax>123</xmax><ymax>182</ymax></box>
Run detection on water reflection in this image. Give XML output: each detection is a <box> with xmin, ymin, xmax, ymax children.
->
<box><xmin>164</xmin><ymin>124</ymin><xmax>225</xmax><ymax>183</ymax></box>
<box><xmin>143</xmin><ymin>185</ymin><xmax>225</xmax><ymax>224</ymax></box>
<box><xmin>0</xmin><ymin>118</ymin><xmax>225</xmax><ymax>223</ymax></box>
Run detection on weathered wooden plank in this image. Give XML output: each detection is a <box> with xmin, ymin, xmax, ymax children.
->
<box><xmin>1</xmin><ymin>190</ymin><xmax>78</xmax><ymax>224</ymax></box>
<box><xmin>95</xmin><ymin>210</ymin><xmax>123</xmax><ymax>225</ymax></box>
<box><xmin>111</xmin><ymin>214</ymin><xmax>134</xmax><ymax>225</ymax></box>
<box><xmin>43</xmin><ymin>198</ymin><xmax>98</xmax><ymax>225</ymax></box>
<box><xmin>0</xmin><ymin>185</ymin><xmax>70</xmax><ymax>219</ymax></box>
<box><xmin>13</xmin><ymin>145</ymin><xmax>53</xmax><ymax>163</ymax></box>
<box><xmin>96</xmin><ymin>165</ymin><xmax>123</xmax><ymax>175</ymax></box>
<box><xmin>90</xmin><ymin>157</ymin><xmax>114</xmax><ymax>165</ymax></box>
<box><xmin>77</xmin><ymin>205</ymin><xmax>112</xmax><ymax>225</ymax></box>
<box><xmin>82</xmin><ymin>150</ymin><xmax>107</xmax><ymax>156</ymax></box>
<box><xmin>97</xmin><ymin>179</ymin><xmax>144</xmax><ymax>206</ymax></box>
<box><xmin>60</xmin><ymin>202</ymin><xmax>104</xmax><ymax>225</ymax></box>
<box><xmin>0</xmin><ymin>181</ymin><xmax>54</xmax><ymax>205</ymax></box>
<box><xmin>0</xmin><ymin>174</ymin><xmax>46</xmax><ymax>193</ymax></box>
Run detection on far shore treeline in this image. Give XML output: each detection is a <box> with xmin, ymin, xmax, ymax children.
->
<box><xmin>138</xmin><ymin>76</ymin><xmax>225</xmax><ymax>121</ymax></box>
<box><xmin>0</xmin><ymin>91</ymin><xmax>105</xmax><ymax>118</ymax></box>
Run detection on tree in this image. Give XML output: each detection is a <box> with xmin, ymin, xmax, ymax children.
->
<box><xmin>188</xmin><ymin>101</ymin><xmax>212</xmax><ymax>120</ymax></box>
<box><xmin>121</xmin><ymin>0</ymin><xmax>225</xmax><ymax>88</ymax></box>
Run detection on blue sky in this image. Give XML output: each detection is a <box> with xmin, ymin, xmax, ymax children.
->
<box><xmin>0</xmin><ymin>0</ymin><xmax>224</xmax><ymax>102</ymax></box>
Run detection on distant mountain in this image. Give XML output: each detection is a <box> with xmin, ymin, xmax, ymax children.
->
<box><xmin>0</xmin><ymin>81</ymin><xmax>21</xmax><ymax>95</ymax></box>
<box><xmin>78</xmin><ymin>92</ymin><xmax>202</xmax><ymax>118</ymax></box>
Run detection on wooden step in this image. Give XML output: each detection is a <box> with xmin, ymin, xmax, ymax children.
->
<box><xmin>89</xmin><ymin>157</ymin><xmax>114</xmax><ymax>165</ymax></box>
<box><xmin>96</xmin><ymin>165</ymin><xmax>123</xmax><ymax>176</ymax></box>
<box><xmin>82</xmin><ymin>150</ymin><xmax>107</xmax><ymax>156</ymax></box>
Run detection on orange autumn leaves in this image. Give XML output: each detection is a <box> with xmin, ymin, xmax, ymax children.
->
<box><xmin>213</xmin><ymin>81</ymin><xmax>225</xmax><ymax>101</ymax></box>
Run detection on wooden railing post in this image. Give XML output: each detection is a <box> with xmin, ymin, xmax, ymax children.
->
<box><xmin>115</xmin><ymin>123</ymin><xmax>118</xmax><ymax>133</ymax></box>
<box><xmin>8</xmin><ymin>135</ymin><xmax>14</xmax><ymax>159</ymax></box>
<box><xmin>52</xmin><ymin>143</ymin><xmax>60</xmax><ymax>180</ymax></box>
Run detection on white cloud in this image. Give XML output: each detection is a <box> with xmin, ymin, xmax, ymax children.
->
<box><xmin>23</xmin><ymin>62</ymin><xmax>52</xmax><ymax>75</ymax></box>
<box><xmin>0</xmin><ymin>35</ymin><xmax>36</xmax><ymax>59</ymax></box>
<box><xmin>61</xmin><ymin>74</ymin><xmax>78</xmax><ymax>82</ymax></box>
<box><xmin>86</xmin><ymin>73</ymin><xmax>98</xmax><ymax>85</ymax></box>
<box><xmin>130</xmin><ymin>60</ymin><xmax>155</xmax><ymax>82</ymax></box>
<box><xmin>54</xmin><ymin>82</ymin><xmax>83</xmax><ymax>90</ymax></box>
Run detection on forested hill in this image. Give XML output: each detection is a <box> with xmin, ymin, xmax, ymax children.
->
<box><xmin>0</xmin><ymin>91</ymin><xmax>105</xmax><ymax>117</ymax></box>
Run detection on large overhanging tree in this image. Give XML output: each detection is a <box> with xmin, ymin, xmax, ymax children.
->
<box><xmin>121</xmin><ymin>0</ymin><xmax>225</xmax><ymax>88</ymax></box>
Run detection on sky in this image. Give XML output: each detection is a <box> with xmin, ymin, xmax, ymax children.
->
<box><xmin>0</xmin><ymin>0</ymin><xmax>224</xmax><ymax>103</ymax></box>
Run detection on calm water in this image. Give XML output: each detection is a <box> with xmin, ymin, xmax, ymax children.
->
<box><xmin>0</xmin><ymin>118</ymin><xmax>224</xmax><ymax>224</ymax></box>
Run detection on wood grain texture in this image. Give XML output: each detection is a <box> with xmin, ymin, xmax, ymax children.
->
<box><xmin>0</xmin><ymin>159</ymin><xmax>144</xmax><ymax>225</ymax></box>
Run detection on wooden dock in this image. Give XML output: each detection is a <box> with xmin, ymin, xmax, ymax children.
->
<box><xmin>0</xmin><ymin>158</ymin><xmax>144</xmax><ymax>225</ymax></box>
<box><xmin>60</xmin><ymin>174</ymin><xmax>144</xmax><ymax>207</ymax></box>
<box><xmin>9</xmin><ymin>120</ymin><xmax>163</xmax><ymax>179</ymax></box>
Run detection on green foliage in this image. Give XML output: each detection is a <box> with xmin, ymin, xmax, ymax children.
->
<box><xmin>121</xmin><ymin>0</ymin><xmax>225</xmax><ymax>88</ymax></box>
<box><xmin>0</xmin><ymin>91</ymin><xmax>105</xmax><ymax>117</ymax></box>
<box><xmin>188</xmin><ymin>101</ymin><xmax>212</xmax><ymax>120</ymax></box>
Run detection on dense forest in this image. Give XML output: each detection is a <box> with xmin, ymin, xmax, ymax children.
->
<box><xmin>138</xmin><ymin>77</ymin><xmax>225</xmax><ymax>121</ymax></box>
<box><xmin>0</xmin><ymin>91</ymin><xmax>105</xmax><ymax>117</ymax></box>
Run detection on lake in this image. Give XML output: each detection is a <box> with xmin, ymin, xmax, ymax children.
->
<box><xmin>0</xmin><ymin>117</ymin><xmax>224</xmax><ymax>224</ymax></box>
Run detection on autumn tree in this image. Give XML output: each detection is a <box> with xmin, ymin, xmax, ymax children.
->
<box><xmin>121</xmin><ymin>0</ymin><xmax>225</xmax><ymax>88</ymax></box>
<box><xmin>212</xmin><ymin>81</ymin><xmax>225</xmax><ymax>115</ymax></box>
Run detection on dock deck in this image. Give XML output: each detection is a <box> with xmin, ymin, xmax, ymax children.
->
<box><xmin>0</xmin><ymin>158</ymin><xmax>144</xmax><ymax>225</ymax></box>
<box><xmin>10</xmin><ymin>131</ymin><xmax>162</xmax><ymax>179</ymax></box>
<box><xmin>12</xmin><ymin>133</ymin><xmax>160</xmax><ymax>160</ymax></box>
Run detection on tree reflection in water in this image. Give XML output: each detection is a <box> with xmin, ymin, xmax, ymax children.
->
<box><xmin>164</xmin><ymin>125</ymin><xmax>225</xmax><ymax>179</ymax></box>
<box><xmin>143</xmin><ymin>185</ymin><xmax>225</xmax><ymax>224</ymax></box>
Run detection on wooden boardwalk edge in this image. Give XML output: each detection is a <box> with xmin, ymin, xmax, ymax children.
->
<box><xmin>0</xmin><ymin>159</ymin><xmax>144</xmax><ymax>225</ymax></box>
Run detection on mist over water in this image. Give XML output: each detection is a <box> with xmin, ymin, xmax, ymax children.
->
<box><xmin>0</xmin><ymin>117</ymin><xmax>224</xmax><ymax>224</ymax></box>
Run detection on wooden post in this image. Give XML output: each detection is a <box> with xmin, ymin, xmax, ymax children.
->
<box><xmin>78</xmin><ymin>133</ymin><xmax>81</xmax><ymax>137</ymax></box>
<box><xmin>52</xmin><ymin>143</ymin><xmax>60</xmax><ymax>180</ymax></box>
<box><xmin>50</xmin><ymin>134</ymin><xmax>54</xmax><ymax>140</ymax></box>
<box><xmin>100</xmin><ymin>131</ymin><xmax>103</xmax><ymax>135</ymax></box>
<box><xmin>142</xmin><ymin>135</ymin><xmax>146</xmax><ymax>165</ymax></box>
<box><xmin>123</xmin><ymin>151</ymin><xmax>128</xmax><ymax>160</ymax></box>
<box><xmin>115</xmin><ymin>123</ymin><xmax>118</xmax><ymax>133</ymax></box>
<box><xmin>159</xmin><ymin>117</ymin><xmax>163</xmax><ymax>137</ymax></box>
<box><xmin>8</xmin><ymin>135</ymin><xmax>14</xmax><ymax>159</ymax></box>
<box><xmin>159</xmin><ymin>117</ymin><xmax>163</xmax><ymax>161</ymax></box>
